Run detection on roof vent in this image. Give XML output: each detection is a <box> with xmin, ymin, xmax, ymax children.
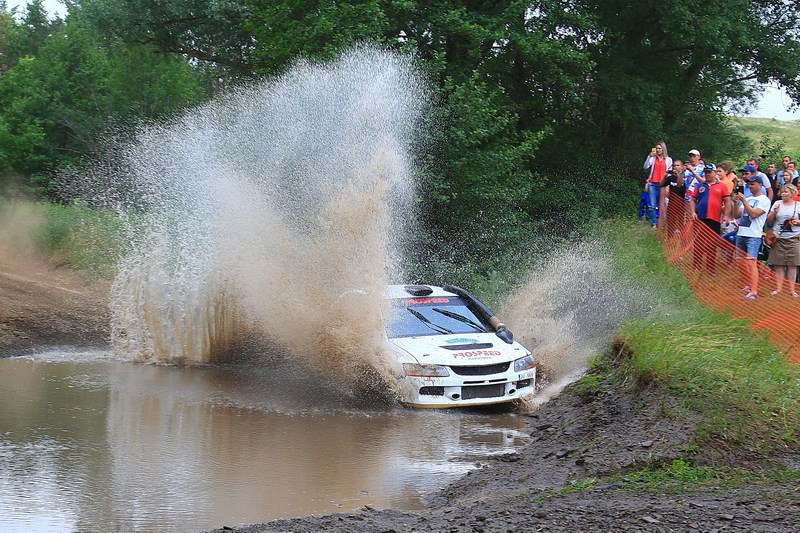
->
<box><xmin>404</xmin><ymin>285</ymin><xmax>433</xmax><ymax>296</ymax></box>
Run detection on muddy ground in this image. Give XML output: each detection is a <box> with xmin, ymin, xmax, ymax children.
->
<box><xmin>0</xmin><ymin>252</ymin><xmax>110</xmax><ymax>356</ymax></box>
<box><xmin>1</xmin><ymin>256</ymin><xmax>797</xmax><ymax>532</ymax></box>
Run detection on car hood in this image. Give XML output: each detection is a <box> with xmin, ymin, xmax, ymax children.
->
<box><xmin>387</xmin><ymin>334</ymin><xmax>527</xmax><ymax>365</ymax></box>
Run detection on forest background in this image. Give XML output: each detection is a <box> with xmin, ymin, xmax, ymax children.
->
<box><xmin>1</xmin><ymin>0</ymin><xmax>800</xmax><ymax>285</ymax></box>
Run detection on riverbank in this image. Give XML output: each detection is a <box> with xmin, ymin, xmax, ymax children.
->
<box><xmin>0</xmin><ymin>251</ymin><xmax>110</xmax><ymax>357</ymax></box>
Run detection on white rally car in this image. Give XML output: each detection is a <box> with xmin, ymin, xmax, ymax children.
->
<box><xmin>384</xmin><ymin>284</ymin><xmax>536</xmax><ymax>408</ymax></box>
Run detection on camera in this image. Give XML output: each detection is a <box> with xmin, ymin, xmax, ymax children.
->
<box><xmin>781</xmin><ymin>220</ymin><xmax>793</xmax><ymax>231</ymax></box>
<box><xmin>735</xmin><ymin>186</ymin><xmax>745</xmax><ymax>194</ymax></box>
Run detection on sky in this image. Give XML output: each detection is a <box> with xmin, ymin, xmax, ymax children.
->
<box><xmin>6</xmin><ymin>0</ymin><xmax>800</xmax><ymax>121</ymax></box>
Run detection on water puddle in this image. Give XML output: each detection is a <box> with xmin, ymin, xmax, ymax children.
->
<box><xmin>0</xmin><ymin>351</ymin><xmax>530</xmax><ymax>532</ymax></box>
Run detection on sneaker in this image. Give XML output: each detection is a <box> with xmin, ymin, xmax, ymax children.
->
<box><xmin>739</xmin><ymin>286</ymin><xmax>751</xmax><ymax>293</ymax></box>
<box><xmin>793</xmin><ymin>293</ymin><xmax>799</xmax><ymax>298</ymax></box>
<box><xmin>771</xmin><ymin>290</ymin><xmax>781</xmax><ymax>296</ymax></box>
<box><xmin>743</xmin><ymin>293</ymin><xmax>758</xmax><ymax>300</ymax></box>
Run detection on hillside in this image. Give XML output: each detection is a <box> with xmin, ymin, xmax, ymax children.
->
<box><xmin>731</xmin><ymin>116</ymin><xmax>800</xmax><ymax>156</ymax></box>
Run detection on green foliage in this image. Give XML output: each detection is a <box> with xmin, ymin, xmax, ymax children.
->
<box><xmin>0</xmin><ymin>197</ymin><xmax>122</xmax><ymax>278</ymax></box>
<box><xmin>246</xmin><ymin>0</ymin><xmax>391</xmax><ymax>75</ymax></box>
<box><xmin>604</xmin><ymin>220</ymin><xmax>800</xmax><ymax>457</ymax></box>
<box><xmin>2</xmin><ymin>0</ymin><xmax>800</xmax><ymax>294</ymax></box>
<box><xmin>621</xmin><ymin>459</ymin><xmax>727</xmax><ymax>488</ymax></box>
<box><xmin>733</xmin><ymin>117</ymin><xmax>800</xmax><ymax>161</ymax></box>
<box><xmin>619</xmin><ymin>458</ymin><xmax>800</xmax><ymax>491</ymax></box>
<box><xmin>0</xmin><ymin>4</ymin><xmax>210</xmax><ymax>193</ymax></box>
<box><xmin>557</xmin><ymin>478</ymin><xmax>597</xmax><ymax>494</ymax></box>
<box><xmin>39</xmin><ymin>201</ymin><xmax>122</xmax><ymax>278</ymax></box>
<box><xmin>78</xmin><ymin>0</ymin><xmax>253</xmax><ymax>74</ymax></box>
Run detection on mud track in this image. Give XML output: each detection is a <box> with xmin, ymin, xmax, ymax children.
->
<box><xmin>0</xmin><ymin>254</ymin><xmax>110</xmax><ymax>356</ymax></box>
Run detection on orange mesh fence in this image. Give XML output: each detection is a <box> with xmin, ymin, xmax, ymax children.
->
<box><xmin>659</xmin><ymin>191</ymin><xmax>799</xmax><ymax>364</ymax></box>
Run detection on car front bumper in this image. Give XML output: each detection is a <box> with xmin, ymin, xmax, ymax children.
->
<box><xmin>398</xmin><ymin>367</ymin><xmax>536</xmax><ymax>408</ymax></box>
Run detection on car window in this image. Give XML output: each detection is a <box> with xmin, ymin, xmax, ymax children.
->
<box><xmin>385</xmin><ymin>296</ymin><xmax>492</xmax><ymax>338</ymax></box>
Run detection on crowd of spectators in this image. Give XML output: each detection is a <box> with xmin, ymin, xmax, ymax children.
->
<box><xmin>641</xmin><ymin>143</ymin><xmax>800</xmax><ymax>299</ymax></box>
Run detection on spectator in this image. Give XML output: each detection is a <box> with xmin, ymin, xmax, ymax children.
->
<box><xmin>686</xmin><ymin>149</ymin><xmax>704</xmax><ymax>179</ymax></box>
<box><xmin>669</xmin><ymin>161</ymin><xmax>686</xmax><ymax>199</ymax></box>
<box><xmin>766</xmin><ymin>184</ymin><xmax>800</xmax><ymax>297</ymax></box>
<box><xmin>782</xmin><ymin>155</ymin><xmax>792</xmax><ymax>172</ymax></box>
<box><xmin>643</xmin><ymin>141</ymin><xmax>672</xmax><ymax>227</ymax></box>
<box><xmin>690</xmin><ymin>163</ymin><xmax>731</xmax><ymax>273</ymax></box>
<box><xmin>732</xmin><ymin>177</ymin><xmax>770</xmax><ymax>300</ymax></box>
<box><xmin>746</xmin><ymin>159</ymin><xmax>774</xmax><ymax>201</ymax></box>
<box><xmin>766</xmin><ymin>163</ymin><xmax>781</xmax><ymax>197</ymax></box>
<box><xmin>788</xmin><ymin>161</ymin><xmax>800</xmax><ymax>183</ymax></box>
<box><xmin>740</xmin><ymin>165</ymin><xmax>771</xmax><ymax>201</ymax></box>
<box><xmin>717</xmin><ymin>161</ymin><xmax>735</xmax><ymax>194</ymax></box>
<box><xmin>683</xmin><ymin>152</ymin><xmax>704</xmax><ymax>208</ymax></box>
<box><xmin>779</xmin><ymin>169</ymin><xmax>795</xmax><ymax>189</ymax></box>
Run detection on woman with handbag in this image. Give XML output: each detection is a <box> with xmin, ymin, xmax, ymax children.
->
<box><xmin>766</xmin><ymin>184</ymin><xmax>800</xmax><ymax>296</ymax></box>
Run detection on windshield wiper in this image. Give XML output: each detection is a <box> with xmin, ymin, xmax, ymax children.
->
<box><xmin>432</xmin><ymin>307</ymin><xmax>488</xmax><ymax>332</ymax></box>
<box><xmin>407</xmin><ymin>308</ymin><xmax>453</xmax><ymax>335</ymax></box>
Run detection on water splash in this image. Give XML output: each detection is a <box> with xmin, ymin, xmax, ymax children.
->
<box><xmin>501</xmin><ymin>240</ymin><xmax>643</xmax><ymax>410</ymax></box>
<box><xmin>106</xmin><ymin>47</ymin><xmax>427</xmax><ymax>381</ymax></box>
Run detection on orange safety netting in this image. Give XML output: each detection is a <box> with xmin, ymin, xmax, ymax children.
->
<box><xmin>657</xmin><ymin>191</ymin><xmax>799</xmax><ymax>364</ymax></box>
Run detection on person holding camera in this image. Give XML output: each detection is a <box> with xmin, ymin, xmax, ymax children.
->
<box><xmin>732</xmin><ymin>177</ymin><xmax>771</xmax><ymax>300</ymax></box>
<box><xmin>745</xmin><ymin>160</ymin><xmax>774</xmax><ymax>201</ymax></box>
<box><xmin>766</xmin><ymin>183</ymin><xmax>800</xmax><ymax>297</ymax></box>
<box><xmin>643</xmin><ymin>141</ymin><xmax>672</xmax><ymax>226</ymax></box>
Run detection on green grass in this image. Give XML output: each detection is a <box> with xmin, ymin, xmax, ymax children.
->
<box><xmin>618</xmin><ymin>459</ymin><xmax>800</xmax><ymax>492</ymax></box>
<box><xmin>0</xmin><ymin>198</ymin><xmax>123</xmax><ymax>279</ymax></box>
<box><xmin>731</xmin><ymin>116</ymin><xmax>800</xmax><ymax>159</ymax></box>
<box><xmin>602</xmin><ymin>219</ymin><xmax>800</xmax><ymax>459</ymax></box>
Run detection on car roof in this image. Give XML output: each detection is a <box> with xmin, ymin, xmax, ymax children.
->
<box><xmin>384</xmin><ymin>284</ymin><xmax>456</xmax><ymax>299</ymax></box>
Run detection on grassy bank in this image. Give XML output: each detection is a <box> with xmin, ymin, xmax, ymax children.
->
<box><xmin>602</xmin><ymin>219</ymin><xmax>800</xmax><ymax>464</ymax></box>
<box><xmin>0</xmin><ymin>198</ymin><xmax>122</xmax><ymax>279</ymax></box>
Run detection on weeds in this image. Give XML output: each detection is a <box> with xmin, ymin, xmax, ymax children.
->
<box><xmin>556</xmin><ymin>478</ymin><xmax>597</xmax><ymax>494</ymax></box>
<box><xmin>618</xmin><ymin>459</ymin><xmax>800</xmax><ymax>492</ymax></box>
<box><xmin>0</xmin><ymin>198</ymin><xmax>122</xmax><ymax>279</ymax></box>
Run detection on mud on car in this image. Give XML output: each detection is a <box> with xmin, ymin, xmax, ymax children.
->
<box><xmin>384</xmin><ymin>284</ymin><xmax>536</xmax><ymax>408</ymax></box>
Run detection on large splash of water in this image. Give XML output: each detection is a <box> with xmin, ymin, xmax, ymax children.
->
<box><xmin>501</xmin><ymin>240</ymin><xmax>644</xmax><ymax>409</ymax></box>
<box><xmin>66</xmin><ymin>46</ymin><xmax>646</xmax><ymax>407</ymax></box>
<box><xmin>105</xmin><ymin>48</ymin><xmax>427</xmax><ymax>381</ymax></box>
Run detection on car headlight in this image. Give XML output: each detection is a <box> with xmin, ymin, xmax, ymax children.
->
<box><xmin>514</xmin><ymin>354</ymin><xmax>535</xmax><ymax>372</ymax></box>
<box><xmin>402</xmin><ymin>363</ymin><xmax>450</xmax><ymax>377</ymax></box>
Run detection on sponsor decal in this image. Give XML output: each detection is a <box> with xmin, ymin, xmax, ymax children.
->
<box><xmin>445</xmin><ymin>338</ymin><xmax>478</xmax><ymax>344</ymax></box>
<box><xmin>452</xmin><ymin>350</ymin><xmax>502</xmax><ymax>359</ymax></box>
<box><xmin>400</xmin><ymin>297</ymin><xmax>451</xmax><ymax>306</ymax></box>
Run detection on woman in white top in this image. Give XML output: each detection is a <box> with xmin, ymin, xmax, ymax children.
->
<box><xmin>766</xmin><ymin>184</ymin><xmax>800</xmax><ymax>296</ymax></box>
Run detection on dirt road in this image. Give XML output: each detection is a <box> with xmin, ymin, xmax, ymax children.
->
<box><xmin>0</xmin><ymin>251</ymin><xmax>110</xmax><ymax>356</ymax></box>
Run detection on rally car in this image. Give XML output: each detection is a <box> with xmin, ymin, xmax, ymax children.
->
<box><xmin>384</xmin><ymin>284</ymin><xmax>536</xmax><ymax>408</ymax></box>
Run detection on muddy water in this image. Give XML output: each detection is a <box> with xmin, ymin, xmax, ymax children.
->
<box><xmin>0</xmin><ymin>351</ymin><xmax>530</xmax><ymax>533</ymax></box>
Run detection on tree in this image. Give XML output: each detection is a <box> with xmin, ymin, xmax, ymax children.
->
<box><xmin>76</xmin><ymin>0</ymin><xmax>254</xmax><ymax>76</ymax></box>
<box><xmin>0</xmin><ymin>5</ymin><xmax>209</xmax><ymax>191</ymax></box>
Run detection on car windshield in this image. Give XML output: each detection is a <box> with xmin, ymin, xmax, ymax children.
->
<box><xmin>386</xmin><ymin>295</ymin><xmax>492</xmax><ymax>338</ymax></box>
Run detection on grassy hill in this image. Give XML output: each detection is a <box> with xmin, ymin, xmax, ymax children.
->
<box><xmin>730</xmin><ymin>116</ymin><xmax>800</xmax><ymax>157</ymax></box>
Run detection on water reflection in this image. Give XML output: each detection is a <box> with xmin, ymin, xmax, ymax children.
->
<box><xmin>0</xmin><ymin>352</ymin><xmax>530</xmax><ymax>532</ymax></box>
